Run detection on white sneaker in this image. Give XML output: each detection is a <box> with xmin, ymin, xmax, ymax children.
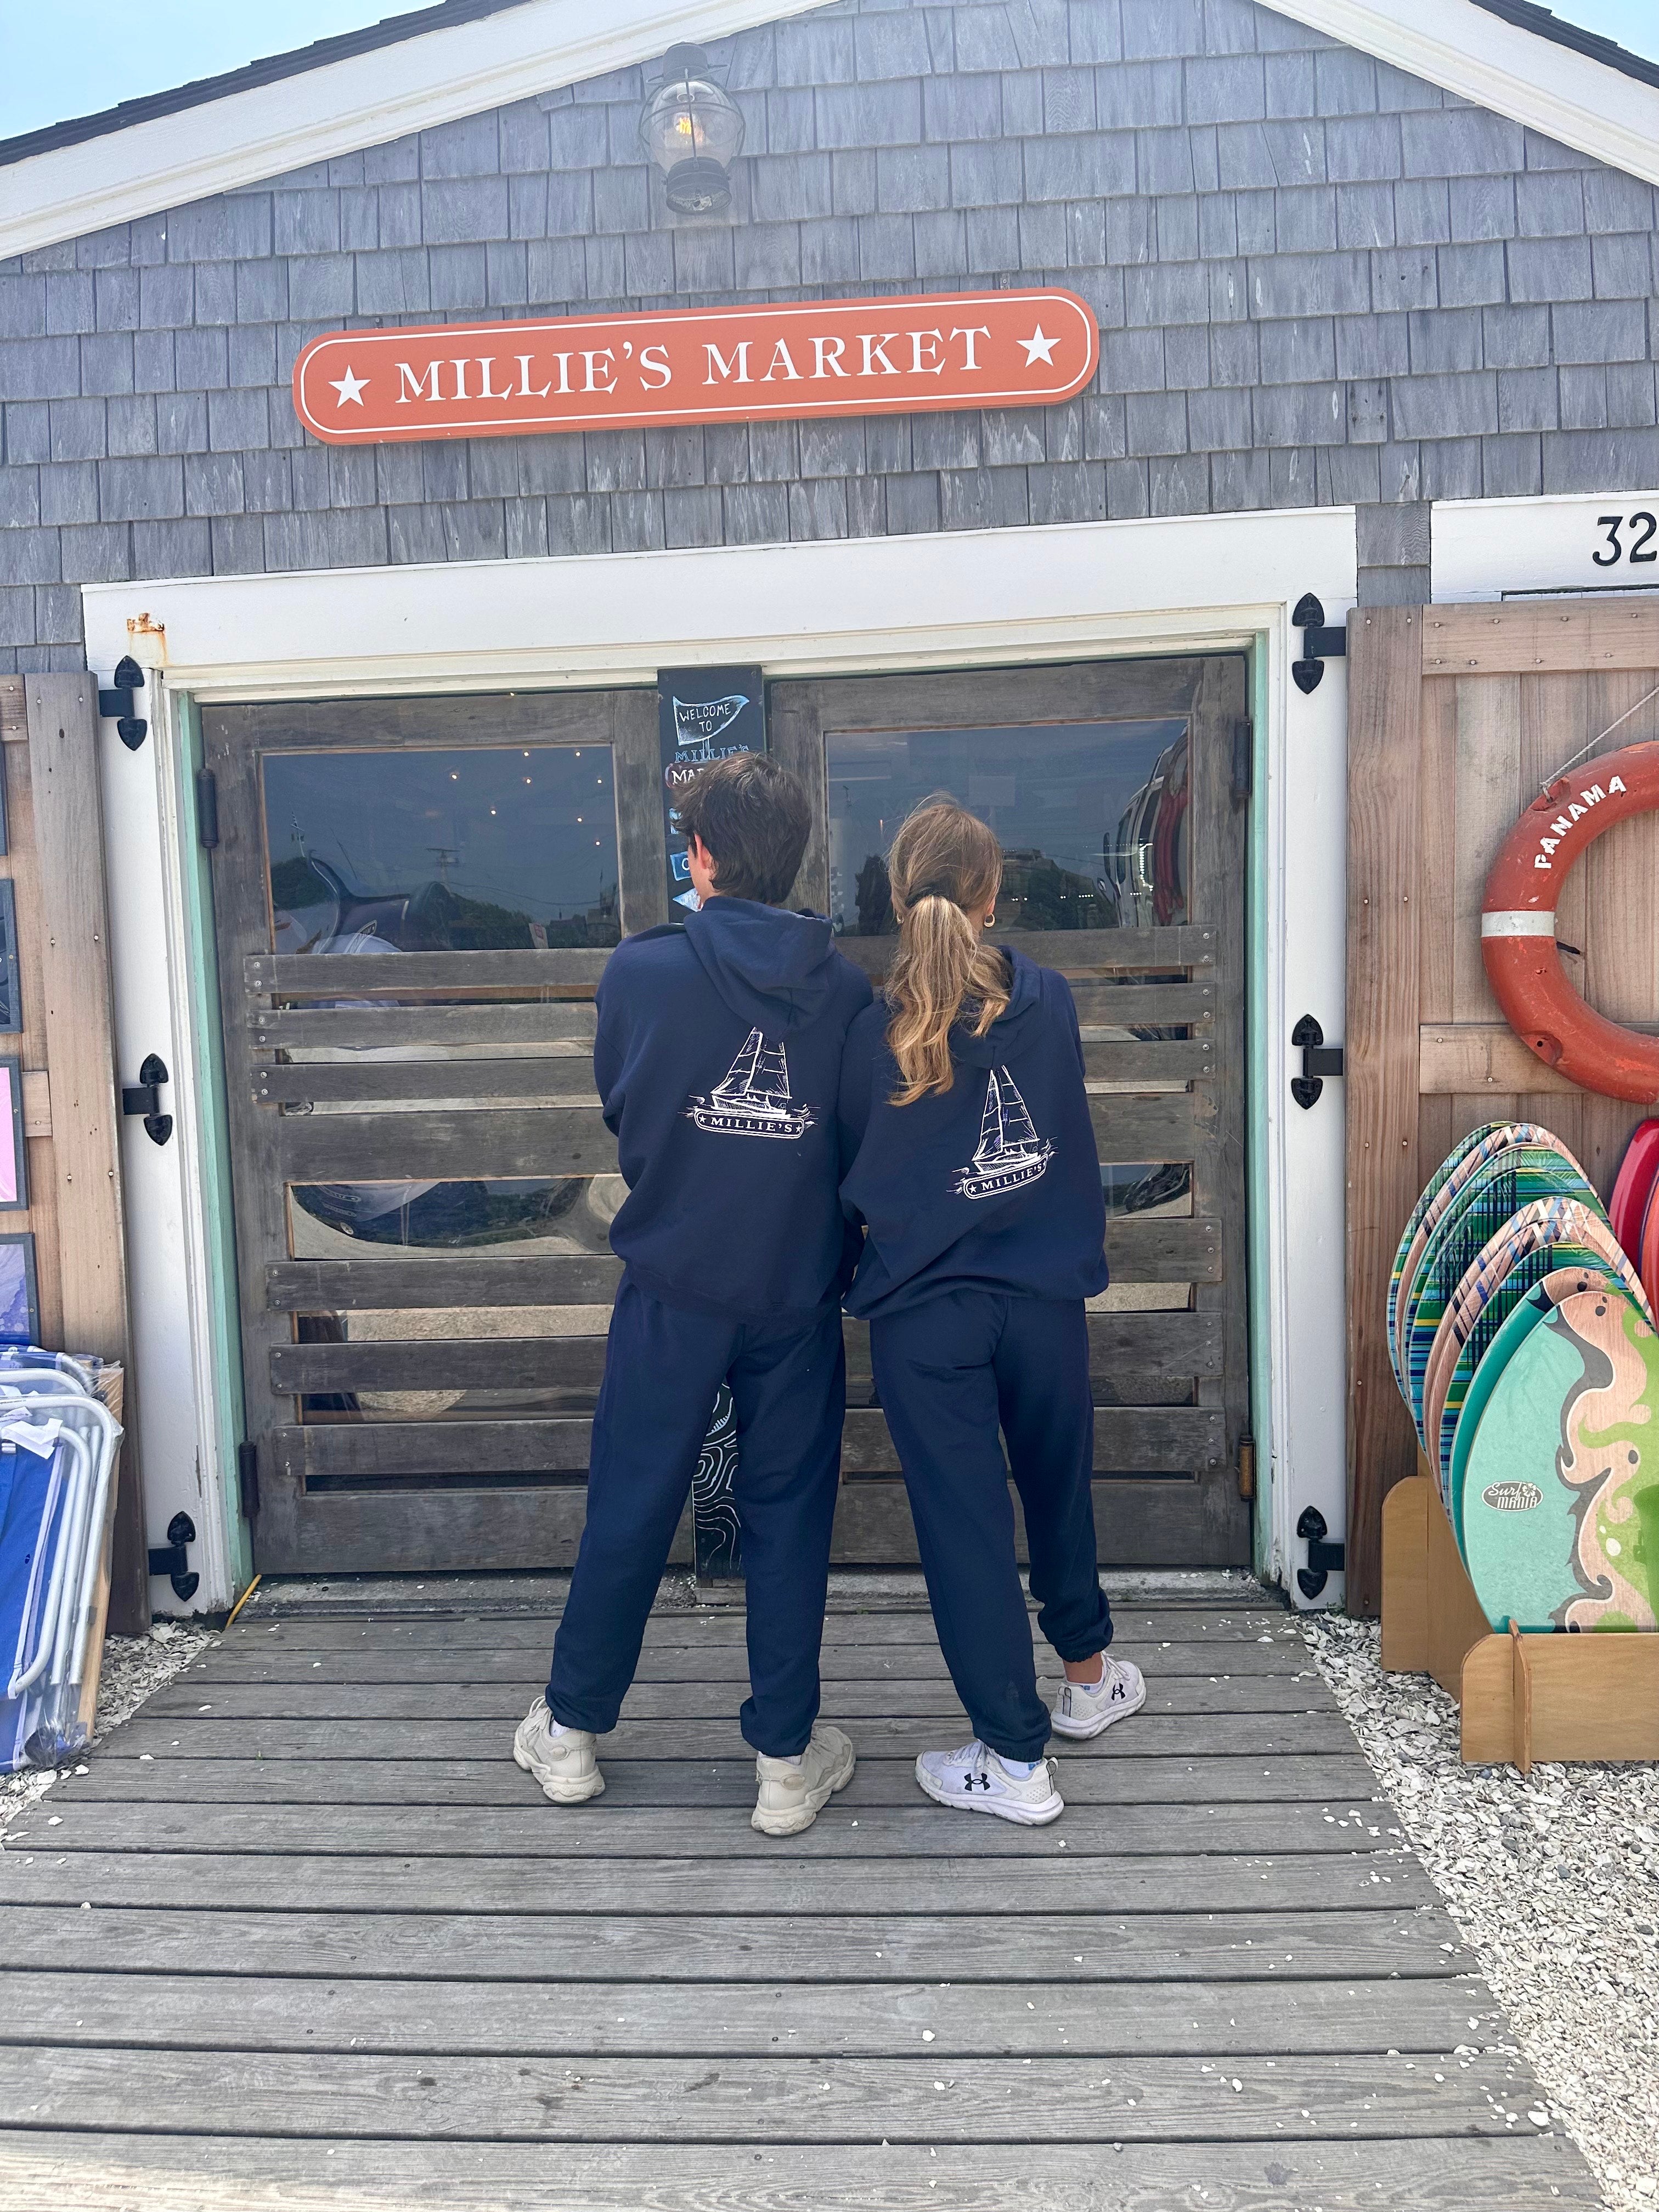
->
<box><xmin>752</xmin><ymin>1721</ymin><xmax>856</xmax><ymax>1837</ymax></box>
<box><xmin>915</xmin><ymin>1740</ymin><xmax>1064</xmax><ymax>1826</ymax></box>
<box><xmin>1049</xmin><ymin>1656</ymin><xmax>1147</xmax><ymax>1740</ymax></box>
<box><xmin>512</xmin><ymin>1694</ymin><xmax>604</xmax><ymax>1803</ymax></box>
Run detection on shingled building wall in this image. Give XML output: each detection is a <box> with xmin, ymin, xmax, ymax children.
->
<box><xmin>3</xmin><ymin>0</ymin><xmax>1657</xmax><ymax>671</ymax></box>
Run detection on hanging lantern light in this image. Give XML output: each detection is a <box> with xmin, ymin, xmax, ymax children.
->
<box><xmin>640</xmin><ymin>43</ymin><xmax>746</xmax><ymax>215</ymax></box>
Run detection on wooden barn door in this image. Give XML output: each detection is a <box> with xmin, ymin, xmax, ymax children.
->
<box><xmin>1347</xmin><ymin>600</ymin><xmax>1659</xmax><ymax>1611</ymax></box>
<box><xmin>207</xmin><ymin>689</ymin><xmax>665</xmax><ymax>1576</ymax></box>
<box><xmin>773</xmin><ymin>654</ymin><xmax>1252</xmax><ymax>1566</ymax></box>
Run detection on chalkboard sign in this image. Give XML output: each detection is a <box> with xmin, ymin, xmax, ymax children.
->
<box><xmin>657</xmin><ymin>667</ymin><xmax>766</xmax><ymax>912</ymax></box>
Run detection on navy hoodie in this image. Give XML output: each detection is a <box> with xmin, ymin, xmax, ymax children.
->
<box><xmin>595</xmin><ymin>898</ymin><xmax>872</xmax><ymax>1322</ymax></box>
<box><xmin>837</xmin><ymin>946</ymin><xmax>1109</xmax><ymax>1319</ymax></box>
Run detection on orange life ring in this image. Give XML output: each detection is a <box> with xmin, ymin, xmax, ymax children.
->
<box><xmin>1481</xmin><ymin>741</ymin><xmax>1659</xmax><ymax>1104</ymax></box>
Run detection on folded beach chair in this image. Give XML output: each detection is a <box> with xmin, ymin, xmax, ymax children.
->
<box><xmin>0</xmin><ymin>1391</ymin><xmax>123</xmax><ymax>1771</ymax></box>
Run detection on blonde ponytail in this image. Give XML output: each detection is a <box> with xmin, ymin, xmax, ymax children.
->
<box><xmin>883</xmin><ymin>798</ymin><xmax>1011</xmax><ymax>1105</ymax></box>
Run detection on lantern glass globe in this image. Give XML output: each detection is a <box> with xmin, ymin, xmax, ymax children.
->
<box><xmin>641</xmin><ymin>44</ymin><xmax>746</xmax><ymax>213</ymax></box>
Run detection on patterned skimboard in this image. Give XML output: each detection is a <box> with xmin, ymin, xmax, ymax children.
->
<box><xmin>1643</xmin><ymin>1171</ymin><xmax>1659</xmax><ymax>1319</ymax></box>
<box><xmin>1609</xmin><ymin>1119</ymin><xmax>1659</xmax><ymax>1261</ymax></box>
<box><xmin>1448</xmin><ymin>1267</ymin><xmax>1615</xmax><ymax>1551</ymax></box>
<box><xmin>1392</xmin><ymin>1124</ymin><xmax>1587</xmax><ymax>1402</ymax></box>
<box><xmin>1425</xmin><ymin>1200</ymin><xmax>1647</xmax><ymax>1493</ymax></box>
<box><xmin>1402</xmin><ymin>1148</ymin><xmax>1601</xmax><ymax>1447</ymax></box>
<box><xmin>1387</xmin><ymin>1122</ymin><xmax>1508</xmax><ymax>1401</ymax></box>
<box><xmin>1459</xmin><ymin>1285</ymin><xmax>1659</xmax><ymax>1633</ymax></box>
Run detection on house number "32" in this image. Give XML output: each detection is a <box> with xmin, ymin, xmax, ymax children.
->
<box><xmin>1592</xmin><ymin>511</ymin><xmax>1658</xmax><ymax>566</ymax></box>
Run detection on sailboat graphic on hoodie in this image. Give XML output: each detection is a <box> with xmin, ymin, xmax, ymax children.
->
<box><xmin>686</xmin><ymin>1026</ymin><xmax>815</xmax><ymax>1140</ymax></box>
<box><xmin>951</xmin><ymin>1065</ymin><xmax>1054</xmax><ymax>1199</ymax></box>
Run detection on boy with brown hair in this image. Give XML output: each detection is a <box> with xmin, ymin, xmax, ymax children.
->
<box><xmin>514</xmin><ymin>754</ymin><xmax>872</xmax><ymax>1835</ymax></box>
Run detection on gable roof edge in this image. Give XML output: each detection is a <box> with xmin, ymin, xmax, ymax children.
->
<box><xmin>1</xmin><ymin>0</ymin><xmax>1657</xmax><ymax>266</ymax></box>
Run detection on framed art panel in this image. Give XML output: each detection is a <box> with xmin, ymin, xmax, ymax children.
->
<box><xmin>0</xmin><ymin>882</ymin><xmax>19</xmax><ymax>1034</ymax></box>
<box><xmin>0</xmin><ymin>1233</ymin><xmax>40</xmax><ymax>1345</ymax></box>
<box><xmin>0</xmin><ymin>1058</ymin><xmax>26</xmax><ymax>1211</ymax></box>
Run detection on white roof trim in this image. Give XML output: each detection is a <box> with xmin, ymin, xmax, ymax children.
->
<box><xmin>0</xmin><ymin>0</ymin><xmax>827</xmax><ymax>263</ymax></box>
<box><xmin>3</xmin><ymin>0</ymin><xmax>1658</xmax><ymax>264</ymax></box>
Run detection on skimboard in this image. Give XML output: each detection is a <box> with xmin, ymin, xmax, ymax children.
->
<box><xmin>1402</xmin><ymin>1148</ymin><xmax>1601</xmax><ymax>1444</ymax></box>
<box><xmin>1610</xmin><ymin>1119</ymin><xmax>1659</xmax><ymax>1262</ymax></box>
<box><xmin>1387</xmin><ymin>1123</ymin><xmax>1509</xmax><ymax>1400</ymax></box>
<box><xmin>1447</xmin><ymin>1266</ymin><xmax>1615</xmax><ymax>1550</ymax></box>
<box><xmin>1430</xmin><ymin>1212</ymin><xmax>1644</xmax><ymax>1500</ymax></box>
<box><xmin>1459</xmin><ymin>1285</ymin><xmax>1659</xmax><ymax>1633</ymax></box>
<box><xmin>1643</xmin><ymin>1170</ymin><xmax>1659</xmax><ymax>1319</ymax></box>
<box><xmin>1392</xmin><ymin>1124</ymin><xmax>1587</xmax><ymax>1399</ymax></box>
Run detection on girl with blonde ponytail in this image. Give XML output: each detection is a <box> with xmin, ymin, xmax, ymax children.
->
<box><xmin>837</xmin><ymin>798</ymin><xmax>1146</xmax><ymax>1825</ymax></box>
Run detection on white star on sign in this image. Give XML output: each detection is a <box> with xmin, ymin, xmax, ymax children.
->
<box><xmin>1019</xmin><ymin>326</ymin><xmax>1059</xmax><ymax>367</ymax></box>
<box><xmin>329</xmin><ymin>365</ymin><xmax>369</xmax><ymax>407</ymax></box>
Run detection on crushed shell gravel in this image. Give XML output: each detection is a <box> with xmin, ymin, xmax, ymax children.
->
<box><xmin>0</xmin><ymin>1621</ymin><xmax>216</xmax><ymax>1837</ymax></box>
<box><xmin>1304</xmin><ymin>1611</ymin><xmax>1658</xmax><ymax>2212</ymax></box>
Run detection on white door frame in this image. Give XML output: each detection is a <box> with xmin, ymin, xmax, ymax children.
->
<box><xmin>83</xmin><ymin>503</ymin><xmax>1357</xmax><ymax>1608</ymax></box>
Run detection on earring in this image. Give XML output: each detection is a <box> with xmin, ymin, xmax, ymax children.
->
<box><xmin>984</xmin><ymin>912</ymin><xmax>995</xmax><ymax>926</ymax></box>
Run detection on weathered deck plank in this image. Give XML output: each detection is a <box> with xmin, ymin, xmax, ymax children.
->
<box><xmin>0</xmin><ymin>1903</ymin><xmax>1458</xmax><ymax>1980</ymax></box>
<box><xmin>0</xmin><ymin>1848</ymin><xmax>1430</xmax><ymax>1914</ymax></box>
<box><xmin>5</xmin><ymin>1800</ymin><xmax>1401</xmax><ymax>1858</ymax></box>
<box><xmin>0</xmin><ymin>2045</ymin><xmax>1534</xmax><ymax>2142</ymax></box>
<box><xmin>43</xmin><ymin>1751</ymin><xmax>1386</xmax><ymax>1805</ymax></box>
<box><xmin>139</xmin><ymin>1677</ymin><xmax>1333</xmax><ymax>1720</ymax></box>
<box><xmin>99</xmin><ymin>1713</ymin><xmax>1356</xmax><ymax>1760</ymax></box>
<box><xmin>0</xmin><ymin>2131</ymin><xmax>1604</xmax><ymax>2212</ymax></box>
<box><xmin>222</xmin><ymin>1609</ymin><xmax>1298</xmax><ymax>1650</ymax></box>
<box><xmin>0</xmin><ymin>1970</ymin><xmax>1496</xmax><ymax>2057</ymax></box>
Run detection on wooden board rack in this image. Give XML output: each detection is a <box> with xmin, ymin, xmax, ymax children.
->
<box><xmin>1381</xmin><ymin>1465</ymin><xmax>1659</xmax><ymax>1771</ymax></box>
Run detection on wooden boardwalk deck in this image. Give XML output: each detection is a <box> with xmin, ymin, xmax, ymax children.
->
<box><xmin>0</xmin><ymin>1591</ymin><xmax>1597</xmax><ymax>2210</ymax></box>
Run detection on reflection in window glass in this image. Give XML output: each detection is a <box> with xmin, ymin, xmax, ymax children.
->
<box><xmin>1102</xmin><ymin>1162</ymin><xmax>1192</xmax><ymax>1217</ymax></box>
<box><xmin>263</xmin><ymin>746</ymin><xmax>620</xmax><ymax>954</ymax></box>
<box><xmin>826</xmin><ymin>720</ymin><xmax>1189</xmax><ymax>935</ymax></box>
<box><xmin>287</xmin><ymin>1176</ymin><xmax>624</xmax><ymax>1257</ymax></box>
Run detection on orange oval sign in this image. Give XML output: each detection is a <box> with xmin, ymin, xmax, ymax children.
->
<box><xmin>291</xmin><ymin>288</ymin><xmax>1098</xmax><ymax>444</ymax></box>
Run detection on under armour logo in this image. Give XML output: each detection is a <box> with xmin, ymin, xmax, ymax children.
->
<box><xmin>1110</xmin><ymin>1681</ymin><xmax>1126</xmax><ymax>1701</ymax></box>
<box><xmin>963</xmin><ymin>1771</ymin><xmax>992</xmax><ymax>1791</ymax></box>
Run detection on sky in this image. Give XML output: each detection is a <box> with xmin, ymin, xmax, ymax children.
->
<box><xmin>0</xmin><ymin>0</ymin><xmax>1657</xmax><ymax>142</ymax></box>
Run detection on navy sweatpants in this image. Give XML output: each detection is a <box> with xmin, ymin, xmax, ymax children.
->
<box><xmin>870</xmin><ymin>1290</ymin><xmax>1112</xmax><ymax>1763</ymax></box>
<box><xmin>547</xmin><ymin>1277</ymin><xmax>845</xmax><ymax>1758</ymax></box>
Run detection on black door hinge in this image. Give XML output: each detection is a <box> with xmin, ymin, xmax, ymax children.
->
<box><xmin>97</xmin><ymin>655</ymin><xmax>148</xmax><ymax>750</ymax></box>
<box><xmin>121</xmin><ymin>1052</ymin><xmax>172</xmax><ymax>1146</ymax></box>
<box><xmin>1291</xmin><ymin>1014</ymin><xmax>1344</xmax><ymax>1109</ymax></box>
<box><xmin>238</xmin><ymin>1440</ymin><xmax>261</xmax><ymax>1523</ymax></box>
<box><xmin>196</xmin><ymin>767</ymin><xmax>220</xmax><ymax>849</ymax></box>
<box><xmin>1230</xmin><ymin>718</ymin><xmax>1253</xmax><ymax>805</ymax></box>
<box><xmin>1296</xmin><ymin>1506</ymin><xmax>1346</xmax><ymax>1600</ymax></box>
<box><xmin>149</xmin><ymin>1510</ymin><xmax>199</xmax><ymax>1602</ymax></box>
<box><xmin>1291</xmin><ymin>594</ymin><xmax>1347</xmax><ymax>695</ymax></box>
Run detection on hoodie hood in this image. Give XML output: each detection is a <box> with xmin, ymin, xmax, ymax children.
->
<box><xmin>950</xmin><ymin>945</ymin><xmax>1046</xmax><ymax>1068</ymax></box>
<box><xmin>683</xmin><ymin>897</ymin><xmax>840</xmax><ymax>1037</ymax></box>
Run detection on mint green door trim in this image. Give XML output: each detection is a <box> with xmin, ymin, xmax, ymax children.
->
<box><xmin>1246</xmin><ymin>639</ymin><xmax>1273</xmax><ymax>1581</ymax></box>
<box><xmin>175</xmin><ymin>694</ymin><xmax>252</xmax><ymax>1590</ymax></box>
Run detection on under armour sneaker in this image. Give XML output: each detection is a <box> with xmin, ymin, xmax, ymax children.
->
<box><xmin>752</xmin><ymin>1721</ymin><xmax>856</xmax><ymax>1837</ymax></box>
<box><xmin>1048</xmin><ymin>1655</ymin><xmax>1147</xmax><ymax>1740</ymax></box>
<box><xmin>915</xmin><ymin>1740</ymin><xmax>1064</xmax><ymax>1826</ymax></box>
<box><xmin>512</xmin><ymin>1695</ymin><xmax>604</xmax><ymax>1803</ymax></box>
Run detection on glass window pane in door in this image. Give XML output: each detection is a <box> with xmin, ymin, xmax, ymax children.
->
<box><xmin>262</xmin><ymin>746</ymin><xmax>620</xmax><ymax>953</ymax></box>
<box><xmin>825</xmin><ymin>719</ymin><xmax>1189</xmax><ymax>934</ymax></box>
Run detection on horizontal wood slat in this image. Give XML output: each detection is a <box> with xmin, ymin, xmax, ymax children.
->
<box><xmin>274</xmin><ymin>1311</ymin><xmax>1223</xmax><ymax>1395</ymax></box>
<box><xmin>1090</xmin><ymin>1092</ymin><xmax>1194</xmax><ymax>1159</ymax></box>
<box><xmin>249</xmin><ymin>1003</ymin><xmax>598</xmax><ymax>1048</ymax></box>
<box><xmin>275</xmin><ymin>1105</ymin><xmax>614</xmax><ymax>1180</ymax></box>
<box><xmin>247</xmin><ymin>949</ymin><xmax>612</xmax><ymax>996</ymax></box>
<box><xmin>1071</xmin><ymin>979</ymin><xmax>1215</xmax><ymax>1026</ymax></box>
<box><xmin>837</xmin><ymin>926</ymin><xmax>1216</xmax><ymax>979</ymax></box>
<box><xmin>255</xmin><ymin>1056</ymin><xmax>597</xmax><ymax>1105</ymax></box>
<box><xmin>254</xmin><ymin>1049</ymin><xmax>1203</xmax><ymax>1109</ymax></box>
<box><xmin>273</xmin><ymin>1406</ymin><xmax>1221</xmax><ymax>1480</ymax></box>
<box><xmin>264</xmin><ymin>1229</ymin><xmax>1216</xmax><ymax>1313</ymax></box>
<box><xmin>1415</xmin><ymin>1020</ymin><xmax>1654</xmax><ymax>1098</ymax></box>
<box><xmin>1421</xmin><ymin>600</ymin><xmax>1659</xmax><ymax>675</ymax></box>
<box><xmin>266</xmin><ymin>1254</ymin><xmax>624</xmax><ymax>1309</ymax></box>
